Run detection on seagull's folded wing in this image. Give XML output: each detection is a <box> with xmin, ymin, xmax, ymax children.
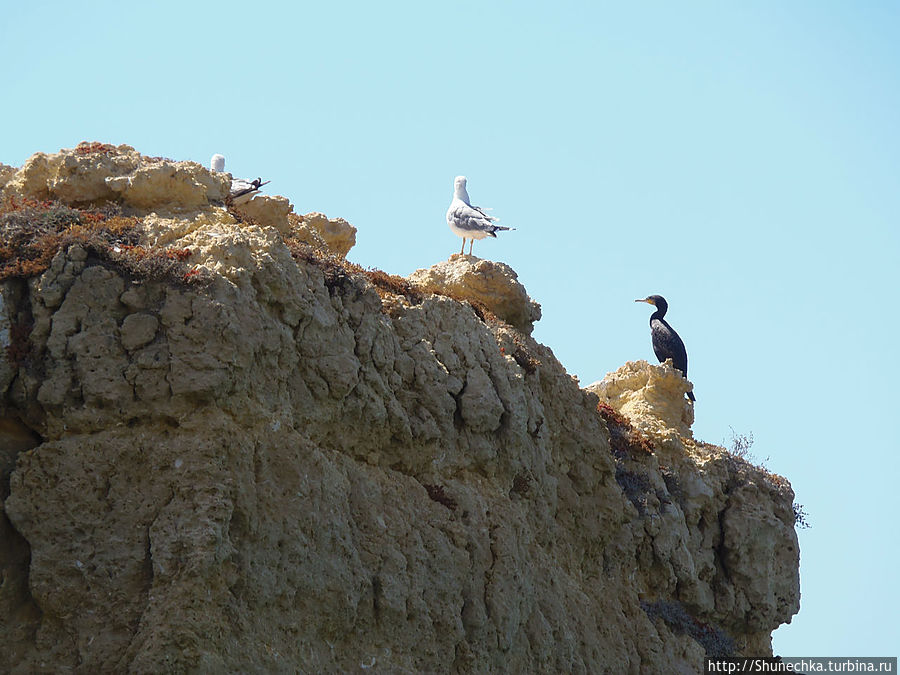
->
<box><xmin>449</xmin><ymin>203</ymin><xmax>497</xmax><ymax>232</ymax></box>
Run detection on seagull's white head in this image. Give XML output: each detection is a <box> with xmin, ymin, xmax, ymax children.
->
<box><xmin>453</xmin><ymin>175</ymin><xmax>469</xmax><ymax>202</ymax></box>
<box><xmin>210</xmin><ymin>154</ymin><xmax>226</xmax><ymax>172</ymax></box>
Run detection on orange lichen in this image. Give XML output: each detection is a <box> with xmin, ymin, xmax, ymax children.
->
<box><xmin>74</xmin><ymin>141</ymin><xmax>117</xmax><ymax>156</ymax></box>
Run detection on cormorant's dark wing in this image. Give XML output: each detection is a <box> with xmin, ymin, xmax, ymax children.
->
<box><xmin>651</xmin><ymin>319</ymin><xmax>689</xmax><ymax>377</ymax></box>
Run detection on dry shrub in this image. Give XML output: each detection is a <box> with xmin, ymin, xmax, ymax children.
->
<box><xmin>0</xmin><ymin>199</ymin><xmax>131</xmax><ymax>280</ymax></box>
<box><xmin>364</xmin><ymin>268</ymin><xmax>423</xmax><ymax>303</ymax></box>
<box><xmin>105</xmin><ymin>245</ymin><xmax>209</xmax><ymax>285</ymax></box>
<box><xmin>284</xmin><ymin>239</ymin><xmax>425</xmax><ymax>305</ymax></box>
<box><xmin>640</xmin><ymin>599</ymin><xmax>735</xmax><ymax>657</ymax></box>
<box><xmin>5</xmin><ymin>317</ymin><xmax>33</xmax><ymax>367</ymax></box>
<box><xmin>422</xmin><ymin>484</ymin><xmax>457</xmax><ymax>510</ymax></box>
<box><xmin>0</xmin><ymin>198</ymin><xmax>209</xmax><ymax>286</ymax></box>
<box><xmin>511</xmin><ymin>342</ymin><xmax>539</xmax><ymax>374</ymax></box>
<box><xmin>615</xmin><ymin>467</ymin><xmax>653</xmax><ymax>514</ymax></box>
<box><xmin>282</xmin><ymin>237</ymin><xmax>522</xmax><ymax>332</ymax></box>
<box><xmin>511</xmin><ymin>472</ymin><xmax>532</xmax><ymax>496</ymax></box>
<box><xmin>597</xmin><ymin>403</ymin><xmax>654</xmax><ymax>457</ymax></box>
<box><xmin>792</xmin><ymin>503</ymin><xmax>810</xmax><ymax>529</ymax></box>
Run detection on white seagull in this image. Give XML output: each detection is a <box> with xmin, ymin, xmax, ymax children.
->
<box><xmin>445</xmin><ymin>176</ymin><xmax>513</xmax><ymax>256</ymax></box>
<box><xmin>210</xmin><ymin>154</ymin><xmax>270</xmax><ymax>205</ymax></box>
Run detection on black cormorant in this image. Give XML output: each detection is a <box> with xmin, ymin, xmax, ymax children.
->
<box><xmin>635</xmin><ymin>295</ymin><xmax>695</xmax><ymax>402</ymax></box>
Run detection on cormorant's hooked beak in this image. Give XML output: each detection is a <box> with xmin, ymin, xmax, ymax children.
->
<box><xmin>635</xmin><ymin>297</ymin><xmax>655</xmax><ymax>306</ymax></box>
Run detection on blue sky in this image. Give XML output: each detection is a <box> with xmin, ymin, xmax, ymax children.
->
<box><xmin>3</xmin><ymin>0</ymin><xmax>898</xmax><ymax>658</ymax></box>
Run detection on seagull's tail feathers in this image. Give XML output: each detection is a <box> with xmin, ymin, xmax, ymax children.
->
<box><xmin>488</xmin><ymin>225</ymin><xmax>515</xmax><ymax>237</ymax></box>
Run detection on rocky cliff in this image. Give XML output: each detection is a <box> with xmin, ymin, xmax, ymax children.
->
<box><xmin>0</xmin><ymin>143</ymin><xmax>800</xmax><ymax>673</ymax></box>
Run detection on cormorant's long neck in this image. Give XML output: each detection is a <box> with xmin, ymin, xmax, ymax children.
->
<box><xmin>650</xmin><ymin>307</ymin><xmax>666</xmax><ymax>322</ymax></box>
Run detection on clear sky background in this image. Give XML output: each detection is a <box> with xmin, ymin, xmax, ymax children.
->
<box><xmin>3</xmin><ymin>0</ymin><xmax>898</xmax><ymax>658</ymax></box>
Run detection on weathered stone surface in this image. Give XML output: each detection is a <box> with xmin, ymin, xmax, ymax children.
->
<box><xmin>588</xmin><ymin>360</ymin><xmax>800</xmax><ymax>658</ymax></box>
<box><xmin>1</xmin><ymin>143</ymin><xmax>229</xmax><ymax>209</ymax></box>
<box><xmin>120</xmin><ymin>313</ymin><xmax>159</xmax><ymax>351</ymax></box>
<box><xmin>298</xmin><ymin>211</ymin><xmax>357</xmax><ymax>257</ymax></box>
<box><xmin>409</xmin><ymin>255</ymin><xmax>542</xmax><ymax>335</ymax></box>
<box><xmin>105</xmin><ymin>161</ymin><xmax>229</xmax><ymax>209</ymax></box>
<box><xmin>459</xmin><ymin>363</ymin><xmax>504</xmax><ymax>432</ymax></box>
<box><xmin>0</xmin><ymin>143</ymin><xmax>800</xmax><ymax>673</ymax></box>
<box><xmin>233</xmin><ymin>194</ymin><xmax>293</xmax><ymax>235</ymax></box>
<box><xmin>3</xmin><ymin>143</ymin><xmax>141</xmax><ymax>204</ymax></box>
<box><xmin>0</xmin><ymin>163</ymin><xmax>16</xmax><ymax>192</ymax></box>
<box><xmin>588</xmin><ymin>359</ymin><xmax>695</xmax><ymax>440</ymax></box>
<box><xmin>0</xmin><ymin>285</ymin><xmax>13</xmax><ymax>394</ymax></box>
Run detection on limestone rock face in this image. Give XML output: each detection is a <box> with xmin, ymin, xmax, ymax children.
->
<box><xmin>232</xmin><ymin>195</ymin><xmax>294</xmax><ymax>235</ymax></box>
<box><xmin>297</xmin><ymin>211</ymin><xmax>357</xmax><ymax>258</ymax></box>
<box><xmin>588</xmin><ymin>359</ymin><xmax>695</xmax><ymax>440</ymax></box>
<box><xmin>3</xmin><ymin>143</ymin><xmax>141</xmax><ymax>204</ymax></box>
<box><xmin>0</xmin><ymin>163</ymin><xmax>16</xmax><ymax>192</ymax></box>
<box><xmin>105</xmin><ymin>161</ymin><xmax>229</xmax><ymax>209</ymax></box>
<box><xmin>0</xmin><ymin>285</ymin><xmax>14</xmax><ymax>394</ymax></box>
<box><xmin>0</xmin><ymin>144</ymin><xmax>799</xmax><ymax>673</ymax></box>
<box><xmin>589</xmin><ymin>360</ymin><xmax>800</xmax><ymax>656</ymax></box>
<box><xmin>0</xmin><ymin>143</ymin><xmax>230</xmax><ymax>210</ymax></box>
<box><xmin>1</xmin><ymin>143</ymin><xmax>354</xmax><ymax>259</ymax></box>
<box><xmin>1</xmin><ymin>143</ymin><xmax>232</xmax><ymax>210</ymax></box>
<box><xmin>409</xmin><ymin>255</ymin><xmax>542</xmax><ymax>335</ymax></box>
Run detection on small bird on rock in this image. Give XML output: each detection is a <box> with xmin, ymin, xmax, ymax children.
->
<box><xmin>635</xmin><ymin>294</ymin><xmax>696</xmax><ymax>402</ymax></box>
<box><xmin>210</xmin><ymin>153</ymin><xmax>270</xmax><ymax>205</ymax></box>
<box><xmin>446</xmin><ymin>176</ymin><xmax>513</xmax><ymax>256</ymax></box>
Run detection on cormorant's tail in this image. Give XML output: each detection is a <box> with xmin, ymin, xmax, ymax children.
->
<box><xmin>687</xmin><ymin>390</ymin><xmax>696</xmax><ymax>402</ymax></box>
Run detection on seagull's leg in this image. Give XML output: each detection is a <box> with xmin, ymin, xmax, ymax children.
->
<box><xmin>468</xmin><ymin>239</ymin><xmax>474</xmax><ymax>255</ymax></box>
<box><xmin>459</xmin><ymin>239</ymin><xmax>466</xmax><ymax>255</ymax></box>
